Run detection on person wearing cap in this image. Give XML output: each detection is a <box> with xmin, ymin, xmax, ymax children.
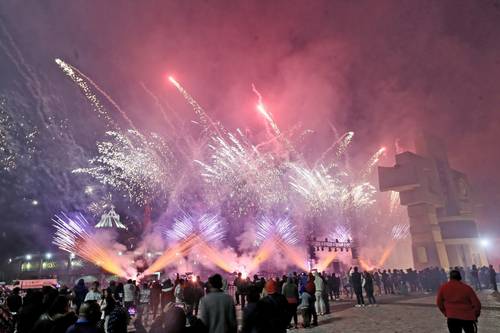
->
<box><xmin>198</xmin><ymin>274</ymin><xmax>237</xmax><ymax>333</ymax></box>
<box><xmin>436</xmin><ymin>269</ymin><xmax>481</xmax><ymax>333</ymax></box>
<box><xmin>253</xmin><ymin>279</ymin><xmax>289</xmax><ymax>333</ymax></box>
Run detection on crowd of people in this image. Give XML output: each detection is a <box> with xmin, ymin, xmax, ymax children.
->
<box><xmin>0</xmin><ymin>264</ymin><xmax>497</xmax><ymax>333</ymax></box>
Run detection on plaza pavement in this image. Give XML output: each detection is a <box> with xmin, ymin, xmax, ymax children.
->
<box><xmin>305</xmin><ymin>291</ymin><xmax>500</xmax><ymax>333</ymax></box>
<box><xmin>133</xmin><ymin>290</ymin><xmax>499</xmax><ymax>332</ymax></box>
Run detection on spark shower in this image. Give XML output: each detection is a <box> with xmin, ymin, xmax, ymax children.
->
<box><xmin>38</xmin><ymin>58</ymin><xmax>394</xmax><ymax>277</ymax></box>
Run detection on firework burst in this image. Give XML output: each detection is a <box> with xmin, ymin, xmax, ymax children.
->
<box><xmin>328</xmin><ymin>224</ymin><xmax>352</xmax><ymax>243</ymax></box>
<box><xmin>52</xmin><ymin>212</ymin><xmax>131</xmax><ymax>277</ymax></box>
<box><xmin>255</xmin><ymin>216</ymin><xmax>299</xmax><ymax>246</ymax></box>
<box><xmin>289</xmin><ymin>163</ymin><xmax>344</xmax><ymax>214</ymax></box>
<box><xmin>165</xmin><ymin>212</ymin><xmax>226</xmax><ymax>245</ymax></box>
<box><xmin>73</xmin><ymin>130</ymin><xmax>176</xmax><ymax>206</ymax></box>
<box><xmin>340</xmin><ymin>182</ymin><xmax>377</xmax><ymax>211</ymax></box>
<box><xmin>195</xmin><ymin>130</ymin><xmax>285</xmax><ymax>216</ymax></box>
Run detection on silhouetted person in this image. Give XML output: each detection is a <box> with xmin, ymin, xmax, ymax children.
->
<box><xmin>363</xmin><ymin>271</ymin><xmax>376</xmax><ymax>305</ymax></box>
<box><xmin>73</xmin><ymin>279</ymin><xmax>88</xmax><ymax>313</ymax></box>
<box><xmin>488</xmin><ymin>265</ymin><xmax>497</xmax><ymax>292</ymax></box>
<box><xmin>349</xmin><ymin>267</ymin><xmax>364</xmax><ymax>306</ymax></box>
<box><xmin>6</xmin><ymin>287</ymin><xmax>22</xmax><ymax>314</ymax></box>
<box><xmin>198</xmin><ymin>274</ymin><xmax>237</xmax><ymax>333</ymax></box>
<box><xmin>254</xmin><ymin>280</ymin><xmax>289</xmax><ymax>333</ymax></box>
<box><xmin>17</xmin><ymin>290</ymin><xmax>43</xmax><ymax>333</ymax></box>
<box><xmin>65</xmin><ymin>301</ymin><xmax>102</xmax><ymax>333</ymax></box>
<box><xmin>470</xmin><ymin>265</ymin><xmax>481</xmax><ymax>290</ymax></box>
<box><xmin>437</xmin><ymin>270</ymin><xmax>481</xmax><ymax>333</ymax></box>
<box><xmin>32</xmin><ymin>295</ymin><xmax>77</xmax><ymax>333</ymax></box>
<box><xmin>242</xmin><ymin>285</ymin><xmax>260</xmax><ymax>333</ymax></box>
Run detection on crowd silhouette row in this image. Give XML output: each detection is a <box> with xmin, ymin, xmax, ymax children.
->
<box><xmin>0</xmin><ymin>264</ymin><xmax>497</xmax><ymax>333</ymax></box>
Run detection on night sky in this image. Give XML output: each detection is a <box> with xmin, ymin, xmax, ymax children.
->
<box><xmin>1</xmin><ymin>1</ymin><xmax>499</xmax><ymax>261</ymax></box>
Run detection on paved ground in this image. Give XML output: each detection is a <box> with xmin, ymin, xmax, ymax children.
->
<box><xmin>133</xmin><ymin>290</ymin><xmax>499</xmax><ymax>332</ymax></box>
<box><xmin>304</xmin><ymin>291</ymin><xmax>500</xmax><ymax>333</ymax></box>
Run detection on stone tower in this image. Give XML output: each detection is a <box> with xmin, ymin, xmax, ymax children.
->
<box><xmin>378</xmin><ymin>133</ymin><xmax>488</xmax><ymax>270</ymax></box>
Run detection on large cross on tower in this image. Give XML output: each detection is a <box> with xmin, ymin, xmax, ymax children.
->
<box><xmin>378</xmin><ymin>133</ymin><xmax>488</xmax><ymax>270</ymax></box>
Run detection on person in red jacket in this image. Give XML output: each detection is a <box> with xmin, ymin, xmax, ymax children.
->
<box><xmin>436</xmin><ymin>270</ymin><xmax>481</xmax><ymax>333</ymax></box>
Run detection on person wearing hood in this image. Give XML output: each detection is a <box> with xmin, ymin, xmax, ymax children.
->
<box><xmin>253</xmin><ymin>280</ymin><xmax>289</xmax><ymax>333</ymax></box>
<box><xmin>313</xmin><ymin>271</ymin><xmax>326</xmax><ymax>315</ymax></box>
<box><xmin>282</xmin><ymin>275</ymin><xmax>299</xmax><ymax>329</ymax></box>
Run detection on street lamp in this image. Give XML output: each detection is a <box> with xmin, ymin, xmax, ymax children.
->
<box><xmin>480</xmin><ymin>238</ymin><xmax>490</xmax><ymax>248</ymax></box>
<box><xmin>26</xmin><ymin>254</ymin><xmax>32</xmax><ymax>260</ymax></box>
<box><xmin>45</xmin><ymin>253</ymin><xmax>52</xmax><ymax>259</ymax></box>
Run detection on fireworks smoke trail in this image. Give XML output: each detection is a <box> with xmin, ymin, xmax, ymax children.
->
<box><xmin>73</xmin><ymin>130</ymin><xmax>176</xmax><ymax>206</ymax></box>
<box><xmin>255</xmin><ymin>216</ymin><xmax>298</xmax><ymax>246</ymax></box>
<box><xmin>52</xmin><ymin>212</ymin><xmax>130</xmax><ymax>277</ymax></box>
<box><xmin>316</xmin><ymin>131</ymin><xmax>354</xmax><ymax>168</ymax></box>
<box><xmin>143</xmin><ymin>235</ymin><xmax>200</xmax><ymax>275</ymax></box>
<box><xmin>55</xmin><ymin>59</ymin><xmax>117</xmax><ymax>129</ymax></box>
<box><xmin>197</xmin><ymin>241</ymin><xmax>235</xmax><ymax>272</ymax></box>
<box><xmin>165</xmin><ymin>212</ymin><xmax>226</xmax><ymax>245</ymax></box>
<box><xmin>252</xmin><ymin>84</ymin><xmax>280</xmax><ymax>137</ymax></box>
<box><xmin>55</xmin><ymin>58</ymin><xmax>137</xmax><ymax>130</ymax></box>
<box><xmin>248</xmin><ymin>239</ymin><xmax>275</xmax><ymax>272</ymax></box>
<box><xmin>140</xmin><ymin>82</ymin><xmax>178</xmax><ymax>133</ymax></box>
<box><xmin>317</xmin><ymin>252</ymin><xmax>337</xmax><ymax>272</ymax></box>
<box><xmin>276</xmin><ymin>241</ymin><xmax>309</xmax><ymax>271</ymax></box>
<box><xmin>361</xmin><ymin>147</ymin><xmax>386</xmax><ymax>178</ymax></box>
<box><xmin>168</xmin><ymin>76</ymin><xmax>223</xmax><ymax>138</ymax></box>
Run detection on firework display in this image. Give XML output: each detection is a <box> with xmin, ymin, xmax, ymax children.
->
<box><xmin>165</xmin><ymin>212</ymin><xmax>226</xmax><ymax>245</ymax></box>
<box><xmin>195</xmin><ymin>131</ymin><xmax>286</xmax><ymax>216</ymax></box>
<box><xmin>255</xmin><ymin>216</ymin><xmax>299</xmax><ymax>246</ymax></box>
<box><xmin>52</xmin><ymin>212</ymin><xmax>131</xmax><ymax>277</ymax></box>
<box><xmin>43</xmin><ymin>60</ymin><xmax>395</xmax><ymax>274</ymax></box>
<box><xmin>73</xmin><ymin>130</ymin><xmax>176</xmax><ymax>206</ymax></box>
